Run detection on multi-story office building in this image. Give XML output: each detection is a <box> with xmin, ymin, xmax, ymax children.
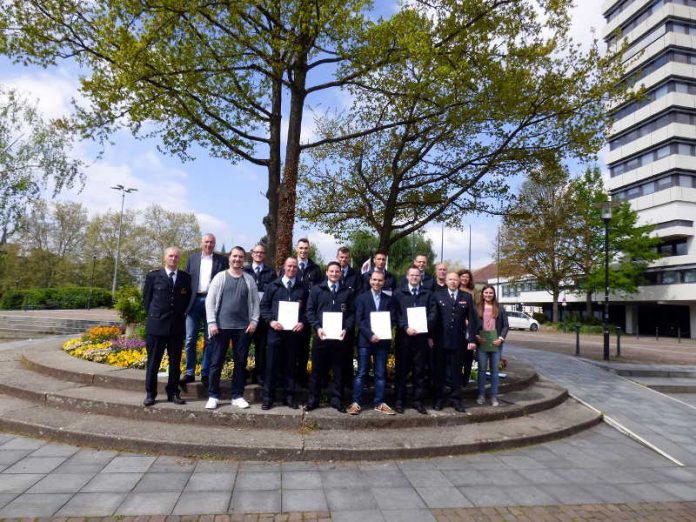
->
<box><xmin>491</xmin><ymin>1</ymin><xmax>696</xmax><ymax>338</ymax></box>
<box><xmin>602</xmin><ymin>0</ymin><xmax>696</xmax><ymax>338</ymax></box>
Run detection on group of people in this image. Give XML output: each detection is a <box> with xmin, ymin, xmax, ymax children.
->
<box><xmin>142</xmin><ymin>234</ymin><xmax>509</xmax><ymax>415</ymax></box>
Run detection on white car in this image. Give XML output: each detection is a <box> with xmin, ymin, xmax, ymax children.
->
<box><xmin>506</xmin><ymin>311</ymin><xmax>540</xmax><ymax>331</ymax></box>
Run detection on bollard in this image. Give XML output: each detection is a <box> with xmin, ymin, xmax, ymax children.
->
<box><xmin>616</xmin><ymin>327</ymin><xmax>621</xmax><ymax>357</ymax></box>
<box><xmin>575</xmin><ymin>324</ymin><xmax>581</xmax><ymax>356</ymax></box>
<box><xmin>678</xmin><ymin>327</ymin><xmax>681</xmax><ymax>343</ymax></box>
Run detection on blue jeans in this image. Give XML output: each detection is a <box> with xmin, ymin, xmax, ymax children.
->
<box><xmin>184</xmin><ymin>295</ymin><xmax>211</xmax><ymax>377</ymax></box>
<box><xmin>208</xmin><ymin>329</ymin><xmax>250</xmax><ymax>400</ymax></box>
<box><xmin>352</xmin><ymin>343</ymin><xmax>388</xmax><ymax>406</ymax></box>
<box><xmin>477</xmin><ymin>349</ymin><xmax>500</xmax><ymax>398</ymax></box>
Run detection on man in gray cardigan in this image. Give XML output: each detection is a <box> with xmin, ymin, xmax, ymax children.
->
<box><xmin>204</xmin><ymin>246</ymin><xmax>260</xmax><ymax>410</ymax></box>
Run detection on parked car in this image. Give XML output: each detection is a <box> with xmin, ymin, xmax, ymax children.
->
<box><xmin>507</xmin><ymin>311</ymin><xmax>540</xmax><ymax>331</ymax></box>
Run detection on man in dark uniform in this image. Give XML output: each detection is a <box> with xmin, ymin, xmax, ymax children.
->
<box><xmin>182</xmin><ymin>233</ymin><xmax>228</xmax><ymax>390</ymax></box>
<box><xmin>143</xmin><ymin>246</ymin><xmax>191</xmax><ymax>407</ymax></box>
<box><xmin>259</xmin><ymin>256</ymin><xmax>308</xmax><ymax>410</ymax></box>
<box><xmin>305</xmin><ymin>261</ymin><xmax>355</xmax><ymax>412</ymax></box>
<box><xmin>295</xmin><ymin>237</ymin><xmax>322</xmax><ymax>387</ymax></box>
<box><xmin>433</xmin><ymin>272</ymin><xmax>478</xmax><ymax>412</ymax></box>
<box><xmin>398</xmin><ymin>254</ymin><xmax>435</xmax><ymax>291</ymax></box>
<box><xmin>336</xmin><ymin>246</ymin><xmax>361</xmax><ymax>386</ymax></box>
<box><xmin>361</xmin><ymin>249</ymin><xmax>396</xmax><ymax>294</ymax></box>
<box><xmin>394</xmin><ymin>264</ymin><xmax>438</xmax><ymax>414</ymax></box>
<box><xmin>244</xmin><ymin>243</ymin><xmax>276</xmax><ymax>385</ymax></box>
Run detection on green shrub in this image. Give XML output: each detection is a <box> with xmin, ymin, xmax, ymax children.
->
<box><xmin>532</xmin><ymin>312</ymin><xmax>547</xmax><ymax>324</ymax></box>
<box><xmin>0</xmin><ymin>287</ymin><xmax>112</xmax><ymax>310</ymax></box>
<box><xmin>114</xmin><ymin>287</ymin><xmax>146</xmax><ymax>324</ymax></box>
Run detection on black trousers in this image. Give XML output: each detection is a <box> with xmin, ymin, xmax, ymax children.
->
<box><xmin>263</xmin><ymin>330</ymin><xmax>300</xmax><ymax>402</ymax></box>
<box><xmin>296</xmin><ymin>328</ymin><xmax>311</xmax><ymax>387</ymax></box>
<box><xmin>433</xmin><ymin>347</ymin><xmax>464</xmax><ymax>403</ymax></box>
<box><xmin>251</xmin><ymin>321</ymin><xmax>269</xmax><ymax>382</ymax></box>
<box><xmin>145</xmin><ymin>333</ymin><xmax>183</xmax><ymax>399</ymax></box>
<box><xmin>394</xmin><ymin>332</ymin><xmax>428</xmax><ymax>405</ymax></box>
<box><xmin>308</xmin><ymin>337</ymin><xmax>346</xmax><ymax>406</ymax></box>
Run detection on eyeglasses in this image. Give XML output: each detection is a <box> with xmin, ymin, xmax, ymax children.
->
<box><xmin>252</xmin><ymin>250</ymin><xmax>265</xmax><ymax>254</ymax></box>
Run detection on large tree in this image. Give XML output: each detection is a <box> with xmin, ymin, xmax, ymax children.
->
<box><xmin>298</xmin><ymin>0</ymin><xmax>627</xmax><ymax>250</ymax></box>
<box><xmin>0</xmin><ymin>87</ymin><xmax>84</xmax><ymax>243</ymax></box>
<box><xmin>0</xmin><ymin>0</ymin><xmax>406</xmax><ymax>268</ymax></box>
<box><xmin>498</xmin><ymin>160</ymin><xmax>576</xmax><ymax>323</ymax></box>
<box><xmin>568</xmin><ymin>167</ymin><xmax>660</xmax><ymax>315</ymax></box>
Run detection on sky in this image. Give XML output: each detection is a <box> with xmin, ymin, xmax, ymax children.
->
<box><xmin>0</xmin><ymin>1</ymin><xmax>607</xmax><ymax>269</ymax></box>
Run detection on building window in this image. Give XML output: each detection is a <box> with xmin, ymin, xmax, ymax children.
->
<box><xmin>656</xmin><ymin>238</ymin><xmax>689</xmax><ymax>256</ymax></box>
<box><xmin>612</xmin><ymin>172</ymin><xmax>696</xmax><ymax>201</ymax></box>
<box><xmin>610</xmin><ymin>112</ymin><xmax>696</xmax><ymax>150</ymax></box>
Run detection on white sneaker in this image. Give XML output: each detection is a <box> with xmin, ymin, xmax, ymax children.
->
<box><xmin>476</xmin><ymin>395</ymin><xmax>485</xmax><ymax>405</ymax></box>
<box><xmin>491</xmin><ymin>397</ymin><xmax>499</xmax><ymax>407</ymax></box>
<box><xmin>232</xmin><ymin>397</ymin><xmax>250</xmax><ymax>409</ymax></box>
<box><xmin>205</xmin><ymin>398</ymin><xmax>219</xmax><ymax>410</ymax></box>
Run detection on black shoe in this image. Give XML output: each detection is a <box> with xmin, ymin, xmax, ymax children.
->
<box><xmin>167</xmin><ymin>394</ymin><xmax>186</xmax><ymax>405</ymax></box>
<box><xmin>394</xmin><ymin>402</ymin><xmax>404</xmax><ymax>414</ymax></box>
<box><xmin>180</xmin><ymin>374</ymin><xmax>195</xmax><ymax>385</ymax></box>
<box><xmin>284</xmin><ymin>397</ymin><xmax>299</xmax><ymax>409</ymax></box>
<box><xmin>304</xmin><ymin>402</ymin><xmax>318</xmax><ymax>412</ymax></box>
<box><xmin>414</xmin><ymin>403</ymin><xmax>427</xmax><ymax>415</ymax></box>
<box><xmin>332</xmin><ymin>403</ymin><xmax>346</xmax><ymax>414</ymax></box>
<box><xmin>201</xmin><ymin>375</ymin><xmax>209</xmax><ymax>389</ymax></box>
<box><xmin>261</xmin><ymin>400</ymin><xmax>273</xmax><ymax>410</ymax></box>
<box><xmin>143</xmin><ymin>396</ymin><xmax>156</xmax><ymax>407</ymax></box>
<box><xmin>453</xmin><ymin>402</ymin><xmax>466</xmax><ymax>413</ymax></box>
<box><xmin>433</xmin><ymin>400</ymin><xmax>444</xmax><ymax>411</ymax></box>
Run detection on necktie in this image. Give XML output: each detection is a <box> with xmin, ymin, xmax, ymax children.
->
<box><xmin>412</xmin><ymin>288</ymin><xmax>417</xmax><ymax>297</ymax></box>
<box><xmin>331</xmin><ymin>283</ymin><xmax>337</xmax><ymax>297</ymax></box>
<box><xmin>287</xmin><ymin>280</ymin><xmax>293</xmax><ymax>290</ymax></box>
<box><xmin>342</xmin><ymin>268</ymin><xmax>347</xmax><ymax>279</ymax></box>
<box><xmin>169</xmin><ymin>271</ymin><xmax>175</xmax><ymax>288</ymax></box>
<box><xmin>451</xmin><ymin>292</ymin><xmax>456</xmax><ymax>302</ymax></box>
<box><xmin>255</xmin><ymin>266</ymin><xmax>261</xmax><ymax>275</ymax></box>
<box><xmin>300</xmin><ymin>262</ymin><xmax>306</xmax><ymax>272</ymax></box>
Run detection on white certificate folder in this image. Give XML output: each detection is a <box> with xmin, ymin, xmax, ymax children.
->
<box><xmin>370</xmin><ymin>311</ymin><xmax>392</xmax><ymax>340</ymax></box>
<box><xmin>407</xmin><ymin>306</ymin><xmax>428</xmax><ymax>333</ymax></box>
<box><xmin>322</xmin><ymin>311</ymin><xmax>343</xmax><ymax>340</ymax></box>
<box><xmin>277</xmin><ymin>301</ymin><xmax>299</xmax><ymax>330</ymax></box>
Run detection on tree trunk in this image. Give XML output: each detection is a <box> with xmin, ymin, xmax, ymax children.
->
<box><xmin>551</xmin><ymin>288</ymin><xmax>560</xmax><ymax>323</ymax></box>
<box><xmin>265</xmin><ymin>75</ymin><xmax>282</xmax><ymax>270</ymax></box>
<box><xmin>274</xmin><ymin>65</ymin><xmax>308</xmax><ymax>266</ymax></box>
<box><xmin>585</xmin><ymin>290</ymin><xmax>593</xmax><ymax>318</ymax></box>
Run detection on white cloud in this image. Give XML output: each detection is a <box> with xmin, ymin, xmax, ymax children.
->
<box><xmin>424</xmin><ymin>222</ymin><xmax>498</xmax><ymax>270</ymax></box>
<box><xmin>2</xmin><ymin>68</ymin><xmax>80</xmax><ymax>120</ymax></box>
<box><xmin>569</xmin><ymin>1</ymin><xmax>606</xmax><ymax>51</ymax></box>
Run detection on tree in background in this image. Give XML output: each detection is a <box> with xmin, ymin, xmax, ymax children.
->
<box><xmin>497</xmin><ymin>160</ymin><xmax>575</xmax><ymax>323</ymax></box>
<box><xmin>499</xmin><ymin>163</ymin><xmax>661</xmax><ymax>322</ymax></box>
<box><xmin>0</xmin><ymin>200</ymin><xmax>200</xmax><ymax>293</ymax></box>
<box><xmin>568</xmin><ymin>167</ymin><xmax>660</xmax><ymax>315</ymax></box>
<box><xmin>298</xmin><ymin>0</ymin><xmax>627</xmax><ymax>250</ymax></box>
<box><xmin>347</xmin><ymin>230</ymin><xmax>435</xmax><ymax>277</ymax></box>
<box><xmin>0</xmin><ymin>87</ymin><xmax>83</xmax><ymax>243</ymax></box>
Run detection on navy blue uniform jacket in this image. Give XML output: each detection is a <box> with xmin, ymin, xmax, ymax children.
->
<box><xmin>361</xmin><ymin>269</ymin><xmax>397</xmax><ymax>294</ymax></box>
<box><xmin>244</xmin><ymin>264</ymin><xmax>276</xmax><ymax>293</ymax></box>
<box><xmin>433</xmin><ymin>289</ymin><xmax>478</xmax><ymax>351</ymax></box>
<box><xmin>306</xmin><ymin>281</ymin><xmax>355</xmax><ymax>333</ymax></box>
<box><xmin>394</xmin><ymin>286</ymin><xmax>438</xmax><ymax>335</ymax></box>
<box><xmin>355</xmin><ymin>290</ymin><xmax>396</xmax><ymax>347</ymax></box>
<box><xmin>143</xmin><ymin>268</ymin><xmax>191</xmax><ymax>337</ymax></box>
<box><xmin>260</xmin><ymin>277</ymin><xmax>309</xmax><ymax>329</ymax></box>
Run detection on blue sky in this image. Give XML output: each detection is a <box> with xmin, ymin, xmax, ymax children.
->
<box><xmin>0</xmin><ymin>1</ymin><xmax>606</xmax><ymax>268</ymax></box>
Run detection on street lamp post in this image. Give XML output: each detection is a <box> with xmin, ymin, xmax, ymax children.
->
<box><xmin>87</xmin><ymin>253</ymin><xmax>97</xmax><ymax>310</ymax></box>
<box><xmin>601</xmin><ymin>202</ymin><xmax>613</xmax><ymax>362</ymax></box>
<box><xmin>111</xmin><ymin>184</ymin><xmax>137</xmax><ymax>294</ymax></box>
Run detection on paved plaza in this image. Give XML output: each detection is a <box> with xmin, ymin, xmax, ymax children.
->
<box><xmin>0</xmin><ymin>333</ymin><xmax>694</xmax><ymax>520</ymax></box>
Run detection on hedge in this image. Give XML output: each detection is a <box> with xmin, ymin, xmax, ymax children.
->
<box><xmin>0</xmin><ymin>287</ymin><xmax>113</xmax><ymax>310</ymax></box>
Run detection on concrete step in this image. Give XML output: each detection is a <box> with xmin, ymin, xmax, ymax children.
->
<box><xmin>1</xmin><ymin>355</ymin><xmax>569</xmax><ymax>431</ymax></box>
<box><xmin>0</xmin><ymin>392</ymin><xmax>601</xmax><ymax>460</ymax></box>
<box><xmin>588</xmin><ymin>361</ymin><xmax>696</xmax><ymax>378</ymax></box>
<box><xmin>627</xmin><ymin>376</ymin><xmax>696</xmax><ymax>393</ymax></box>
<box><xmin>21</xmin><ymin>341</ymin><xmax>539</xmax><ymax>400</ymax></box>
<box><xmin>0</xmin><ymin>315</ymin><xmax>119</xmax><ymax>335</ymax></box>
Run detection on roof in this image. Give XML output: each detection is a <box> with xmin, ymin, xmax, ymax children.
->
<box><xmin>472</xmin><ymin>262</ymin><xmax>498</xmax><ymax>284</ymax></box>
